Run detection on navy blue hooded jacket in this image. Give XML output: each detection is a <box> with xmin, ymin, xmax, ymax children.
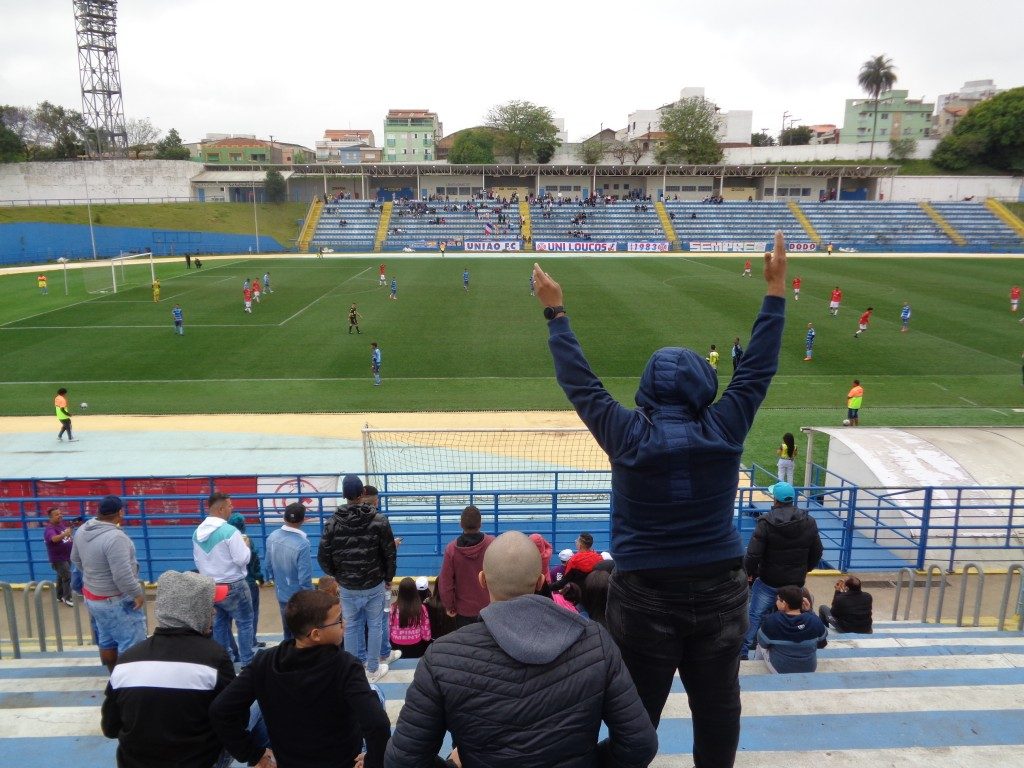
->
<box><xmin>546</xmin><ymin>295</ymin><xmax>785</xmax><ymax>572</ymax></box>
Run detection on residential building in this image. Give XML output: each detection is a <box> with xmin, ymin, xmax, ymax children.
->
<box><xmin>808</xmin><ymin>124</ymin><xmax>839</xmax><ymax>145</ymax></box>
<box><xmin>620</xmin><ymin>87</ymin><xmax>753</xmax><ymax>147</ymax></box>
<box><xmin>383</xmin><ymin>109</ymin><xmax>442</xmax><ymax>163</ymax></box>
<box><xmin>316</xmin><ymin>130</ymin><xmax>378</xmax><ymax>163</ymax></box>
<box><xmin>201</xmin><ymin>137</ymin><xmax>314</xmax><ymax>164</ymax></box>
<box><xmin>933</xmin><ymin>80</ymin><xmax>1003</xmax><ymax>138</ymax></box>
<box><xmin>839</xmin><ymin>90</ymin><xmax>935</xmax><ymax>144</ymax></box>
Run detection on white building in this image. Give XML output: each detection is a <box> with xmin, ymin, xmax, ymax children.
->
<box><xmin>621</xmin><ymin>87</ymin><xmax>752</xmax><ymax>146</ymax></box>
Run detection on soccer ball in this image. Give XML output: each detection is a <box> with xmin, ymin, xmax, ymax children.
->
<box><xmin>80</xmin><ymin>402</ymin><xmax>88</xmax><ymax>409</ymax></box>
<box><xmin>842</xmin><ymin>418</ymin><xmax>850</xmax><ymax>426</ymax></box>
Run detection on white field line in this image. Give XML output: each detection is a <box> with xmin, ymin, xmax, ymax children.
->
<box><xmin>278</xmin><ymin>264</ymin><xmax>374</xmax><ymax>325</ymax></box>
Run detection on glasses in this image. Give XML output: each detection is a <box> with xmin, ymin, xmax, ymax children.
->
<box><xmin>307</xmin><ymin>617</ymin><xmax>344</xmax><ymax>636</ymax></box>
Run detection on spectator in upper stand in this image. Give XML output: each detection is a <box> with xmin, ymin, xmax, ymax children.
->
<box><xmin>741</xmin><ymin>481</ymin><xmax>824</xmax><ymax>660</ymax></box>
<box><xmin>755</xmin><ymin>585</ymin><xmax>828</xmax><ymax>674</ymax></box>
<box><xmin>317</xmin><ymin>474</ymin><xmax>397</xmax><ymax>684</ymax></box>
<box><xmin>385</xmin><ymin>531</ymin><xmax>658</xmax><ymax>768</ymax></box>
<box><xmin>71</xmin><ymin>495</ymin><xmax>147</xmax><ymax>670</ymax></box>
<box><xmin>193</xmin><ymin>492</ymin><xmax>255</xmax><ymax>666</ymax></box>
<box><xmin>528</xmin><ymin>533</ymin><xmax>553</xmax><ymax>580</ymax></box>
<box><xmin>531</xmin><ymin>232</ymin><xmax>788</xmax><ymax>766</ymax></box>
<box><xmin>549</xmin><ymin>548</ymin><xmax>572</xmax><ymax>585</ymax></box>
<box><xmin>211</xmin><ymin>589</ymin><xmax>390</xmax><ymax>768</ymax></box>
<box><xmin>438</xmin><ymin>505</ymin><xmax>494</xmax><ymax>628</ymax></box>
<box><xmin>265</xmin><ymin>502</ymin><xmax>313</xmax><ymax>642</ymax></box>
<box><xmin>101</xmin><ymin>570</ymin><xmax>243</xmax><ymax>768</ymax></box>
<box><xmin>819</xmin><ymin>576</ymin><xmax>874</xmax><ymax>634</ymax></box>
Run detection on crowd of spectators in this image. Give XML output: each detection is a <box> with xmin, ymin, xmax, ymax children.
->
<box><xmin>63</xmin><ymin>234</ymin><xmax>874</xmax><ymax>766</ymax></box>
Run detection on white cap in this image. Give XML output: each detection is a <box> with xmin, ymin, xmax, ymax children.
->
<box><xmin>415</xmin><ymin>576</ymin><xmax>429</xmax><ymax>591</ymax></box>
<box><xmin>558</xmin><ymin>548</ymin><xmax>573</xmax><ymax>562</ymax></box>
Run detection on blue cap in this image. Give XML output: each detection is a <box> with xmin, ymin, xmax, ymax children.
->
<box><xmin>768</xmin><ymin>482</ymin><xmax>795</xmax><ymax>503</ymax></box>
<box><xmin>342</xmin><ymin>474</ymin><xmax>364</xmax><ymax>500</ymax></box>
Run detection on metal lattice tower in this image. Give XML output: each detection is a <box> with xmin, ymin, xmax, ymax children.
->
<box><xmin>73</xmin><ymin>0</ymin><xmax>129</xmax><ymax>156</ymax></box>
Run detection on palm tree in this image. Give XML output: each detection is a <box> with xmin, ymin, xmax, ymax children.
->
<box><xmin>857</xmin><ymin>55</ymin><xmax>898</xmax><ymax>159</ymax></box>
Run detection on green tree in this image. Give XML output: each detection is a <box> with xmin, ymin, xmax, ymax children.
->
<box><xmin>576</xmin><ymin>137</ymin><xmax>606</xmax><ymax>164</ymax></box>
<box><xmin>750</xmin><ymin>131</ymin><xmax>775</xmax><ymax>147</ymax></box>
<box><xmin>655</xmin><ymin>96</ymin><xmax>723</xmax><ymax>164</ymax></box>
<box><xmin>780</xmin><ymin>126</ymin><xmax>814</xmax><ymax>146</ymax></box>
<box><xmin>448</xmin><ymin>129</ymin><xmax>496</xmax><ymax>164</ymax></box>
<box><xmin>609</xmin><ymin>140</ymin><xmax>630</xmax><ymax>165</ymax></box>
<box><xmin>32</xmin><ymin>101</ymin><xmax>88</xmax><ymax>159</ymax></box>
<box><xmin>857</xmin><ymin>54</ymin><xmax>898</xmax><ymax>160</ymax></box>
<box><xmin>485</xmin><ymin>100</ymin><xmax>561</xmax><ymax>163</ymax></box>
<box><xmin>888</xmin><ymin>136</ymin><xmax>917</xmax><ymax>162</ymax></box>
<box><xmin>932</xmin><ymin>87</ymin><xmax>1024</xmax><ymax>172</ymax></box>
<box><xmin>265</xmin><ymin>169</ymin><xmax>287</xmax><ymax>203</ymax></box>
<box><xmin>0</xmin><ymin>123</ymin><xmax>26</xmax><ymax>162</ymax></box>
<box><xmin>154</xmin><ymin>128</ymin><xmax>191</xmax><ymax>160</ymax></box>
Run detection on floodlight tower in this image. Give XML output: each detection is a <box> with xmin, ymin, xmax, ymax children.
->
<box><xmin>73</xmin><ymin>0</ymin><xmax>129</xmax><ymax>156</ymax></box>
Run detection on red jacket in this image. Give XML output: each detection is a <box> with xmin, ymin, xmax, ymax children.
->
<box><xmin>564</xmin><ymin>550</ymin><xmax>603</xmax><ymax>579</ymax></box>
<box><xmin>438</xmin><ymin>533</ymin><xmax>494</xmax><ymax>618</ymax></box>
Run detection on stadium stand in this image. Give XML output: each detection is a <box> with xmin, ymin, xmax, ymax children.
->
<box><xmin>310</xmin><ymin>199</ymin><xmax>381</xmax><ymax>252</ymax></box>
<box><xmin>930</xmin><ymin>202</ymin><xmax>1024</xmax><ymax>251</ymax></box>
<box><xmin>664</xmin><ymin>201</ymin><xmax>802</xmax><ymax>245</ymax></box>
<box><xmin>379</xmin><ymin>201</ymin><xmax>522</xmax><ymax>251</ymax></box>
<box><xmin>1</xmin><ymin>619</ymin><xmax>1021</xmax><ymax>766</ymax></box>
<box><xmin>531</xmin><ymin>200</ymin><xmax>665</xmax><ymax>244</ymax></box>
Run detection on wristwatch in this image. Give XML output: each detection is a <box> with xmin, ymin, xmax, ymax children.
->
<box><xmin>543</xmin><ymin>305</ymin><xmax>566</xmax><ymax>320</ymax></box>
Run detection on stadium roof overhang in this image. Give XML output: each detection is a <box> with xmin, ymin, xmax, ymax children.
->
<box><xmin>203</xmin><ymin>163</ymin><xmax>899</xmax><ymax>179</ymax></box>
<box><xmin>192</xmin><ymin>170</ymin><xmax>295</xmax><ymax>183</ymax></box>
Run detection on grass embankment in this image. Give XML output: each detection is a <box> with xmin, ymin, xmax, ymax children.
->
<box><xmin>0</xmin><ymin>202</ymin><xmax>309</xmax><ymax>248</ymax></box>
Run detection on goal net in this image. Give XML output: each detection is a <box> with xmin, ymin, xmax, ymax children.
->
<box><xmin>82</xmin><ymin>251</ymin><xmax>156</xmax><ymax>295</ymax></box>
<box><xmin>362</xmin><ymin>428</ymin><xmax>611</xmax><ymax>508</ymax></box>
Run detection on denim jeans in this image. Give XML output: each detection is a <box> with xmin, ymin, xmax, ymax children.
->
<box><xmin>213</xmin><ymin>701</ymin><xmax>269</xmax><ymax>768</ymax></box>
<box><xmin>740</xmin><ymin>578</ymin><xmax>778</xmax><ymax>659</ymax></box>
<box><xmin>214</xmin><ymin>578</ymin><xmax>255</xmax><ymax>666</ymax></box>
<box><xmin>341</xmin><ymin>583</ymin><xmax>385</xmax><ymax>672</ymax></box>
<box><xmin>607</xmin><ymin>568</ymin><xmax>748</xmax><ymax>768</ymax></box>
<box><xmin>248</xmin><ymin>581</ymin><xmax>260</xmax><ymax>647</ymax></box>
<box><xmin>85</xmin><ymin>595</ymin><xmax>147</xmax><ymax>654</ymax></box>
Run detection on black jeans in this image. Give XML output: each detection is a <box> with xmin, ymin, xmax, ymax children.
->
<box><xmin>607</xmin><ymin>568</ymin><xmax>748</xmax><ymax>768</ymax></box>
<box><xmin>51</xmin><ymin>560</ymin><xmax>72</xmax><ymax>601</ymax></box>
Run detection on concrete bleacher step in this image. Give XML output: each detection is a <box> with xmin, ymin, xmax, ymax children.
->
<box><xmin>0</xmin><ymin>622</ymin><xmax>1021</xmax><ymax>767</ymax></box>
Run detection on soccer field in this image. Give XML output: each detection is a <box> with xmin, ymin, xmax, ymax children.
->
<box><xmin>1</xmin><ymin>253</ymin><xmax>1022</xmax><ymax>466</ymax></box>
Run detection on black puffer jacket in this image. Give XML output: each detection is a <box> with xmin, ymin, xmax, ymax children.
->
<box><xmin>384</xmin><ymin>594</ymin><xmax>658</xmax><ymax>768</ymax></box>
<box><xmin>743</xmin><ymin>503</ymin><xmax>823</xmax><ymax>588</ymax></box>
<box><xmin>317</xmin><ymin>503</ymin><xmax>396</xmax><ymax>590</ymax></box>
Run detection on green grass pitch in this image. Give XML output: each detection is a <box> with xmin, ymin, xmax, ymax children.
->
<box><xmin>1</xmin><ymin>254</ymin><xmax>1022</xmax><ymax>467</ymax></box>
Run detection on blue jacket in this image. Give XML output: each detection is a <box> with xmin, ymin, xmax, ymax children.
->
<box><xmin>757</xmin><ymin>610</ymin><xmax>828</xmax><ymax>673</ymax></box>
<box><xmin>265</xmin><ymin>526</ymin><xmax>313</xmax><ymax>603</ymax></box>
<box><xmin>546</xmin><ymin>295</ymin><xmax>785</xmax><ymax>572</ymax></box>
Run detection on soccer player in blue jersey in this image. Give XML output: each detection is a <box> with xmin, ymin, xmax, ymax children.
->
<box><xmin>171</xmin><ymin>304</ymin><xmax>184</xmax><ymax>336</ymax></box>
<box><xmin>390</xmin><ymin>278</ymin><xmax>398</xmax><ymax>300</ymax></box>
<box><xmin>463</xmin><ymin>268</ymin><xmax>470</xmax><ymax>292</ymax></box>
<box><xmin>900</xmin><ymin>301</ymin><xmax>911</xmax><ymax>333</ymax></box>
<box><xmin>263</xmin><ymin>272</ymin><xmax>272</xmax><ymax>294</ymax></box>
<box><xmin>804</xmin><ymin>322</ymin><xmax>815</xmax><ymax>361</ymax></box>
<box><xmin>371</xmin><ymin>342</ymin><xmax>382</xmax><ymax>386</ymax></box>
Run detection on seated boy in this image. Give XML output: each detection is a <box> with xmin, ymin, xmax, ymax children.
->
<box><xmin>210</xmin><ymin>590</ymin><xmax>390</xmax><ymax>768</ymax></box>
<box><xmin>755</xmin><ymin>584</ymin><xmax>828</xmax><ymax>674</ymax></box>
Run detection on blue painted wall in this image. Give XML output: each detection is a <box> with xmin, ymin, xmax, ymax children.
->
<box><xmin>0</xmin><ymin>222</ymin><xmax>287</xmax><ymax>265</ymax></box>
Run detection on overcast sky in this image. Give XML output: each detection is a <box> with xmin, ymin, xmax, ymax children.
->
<box><xmin>1</xmin><ymin>0</ymin><xmax>1020</xmax><ymax>149</ymax></box>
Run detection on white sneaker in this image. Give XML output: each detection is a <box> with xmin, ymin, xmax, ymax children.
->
<box><xmin>381</xmin><ymin>650</ymin><xmax>402</xmax><ymax>664</ymax></box>
<box><xmin>366</xmin><ymin>663</ymin><xmax>389</xmax><ymax>684</ymax></box>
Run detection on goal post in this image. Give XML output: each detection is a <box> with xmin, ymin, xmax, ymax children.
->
<box><xmin>83</xmin><ymin>251</ymin><xmax>155</xmax><ymax>295</ymax></box>
<box><xmin>361</xmin><ymin>428</ymin><xmax>610</xmax><ymax>505</ymax></box>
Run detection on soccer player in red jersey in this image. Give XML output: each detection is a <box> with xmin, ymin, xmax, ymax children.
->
<box><xmin>829</xmin><ymin>286</ymin><xmax>842</xmax><ymax>317</ymax></box>
<box><xmin>1011</xmin><ymin>285</ymin><xmax>1020</xmax><ymax>313</ymax></box>
<box><xmin>854</xmin><ymin>307</ymin><xmax>873</xmax><ymax>338</ymax></box>
<box><xmin>792</xmin><ymin>276</ymin><xmax>801</xmax><ymax>301</ymax></box>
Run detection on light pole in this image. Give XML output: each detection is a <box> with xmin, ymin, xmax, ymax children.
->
<box><xmin>782</xmin><ymin>116</ymin><xmax>801</xmax><ymax>145</ymax></box>
<box><xmin>781</xmin><ymin>111</ymin><xmax>791</xmax><ymax>146</ymax></box>
<box><xmin>252</xmin><ymin>160</ymin><xmax>260</xmax><ymax>255</ymax></box>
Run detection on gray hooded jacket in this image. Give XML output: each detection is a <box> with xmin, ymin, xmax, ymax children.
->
<box><xmin>70</xmin><ymin>518</ymin><xmax>142</xmax><ymax>598</ymax></box>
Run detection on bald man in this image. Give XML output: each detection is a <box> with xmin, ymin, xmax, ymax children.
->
<box><xmin>385</xmin><ymin>532</ymin><xmax>657</xmax><ymax>768</ymax></box>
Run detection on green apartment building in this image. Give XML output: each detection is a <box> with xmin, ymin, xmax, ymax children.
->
<box><xmin>383</xmin><ymin>109</ymin><xmax>442</xmax><ymax>163</ymax></box>
<box><xmin>839</xmin><ymin>89</ymin><xmax>934</xmax><ymax>144</ymax></box>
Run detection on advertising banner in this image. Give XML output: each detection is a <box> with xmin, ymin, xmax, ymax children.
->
<box><xmin>687</xmin><ymin>241</ymin><xmax>767</xmax><ymax>253</ymax></box>
<box><xmin>627</xmin><ymin>242</ymin><xmax>670</xmax><ymax>252</ymax></box>
<box><xmin>464</xmin><ymin>241</ymin><xmax>522</xmax><ymax>252</ymax></box>
<box><xmin>536</xmin><ymin>241</ymin><xmax>617</xmax><ymax>253</ymax></box>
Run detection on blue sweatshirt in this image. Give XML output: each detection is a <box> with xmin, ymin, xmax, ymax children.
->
<box><xmin>757</xmin><ymin>610</ymin><xmax>828</xmax><ymax>673</ymax></box>
<box><xmin>546</xmin><ymin>295</ymin><xmax>785</xmax><ymax>572</ymax></box>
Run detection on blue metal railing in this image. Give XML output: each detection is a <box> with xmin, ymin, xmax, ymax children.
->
<box><xmin>2</xmin><ymin>469</ymin><xmax>1023</xmax><ymax>581</ymax></box>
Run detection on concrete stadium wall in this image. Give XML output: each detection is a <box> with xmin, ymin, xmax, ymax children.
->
<box><xmin>723</xmin><ymin>139</ymin><xmax>939</xmax><ymax>164</ymax></box>
<box><xmin>883</xmin><ymin>175</ymin><xmax>1024</xmax><ymax>201</ymax></box>
<box><xmin>0</xmin><ymin>160</ymin><xmax>198</xmax><ymax>204</ymax></box>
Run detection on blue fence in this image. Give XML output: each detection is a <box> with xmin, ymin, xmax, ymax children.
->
<box><xmin>3</xmin><ymin>469</ymin><xmax>1023</xmax><ymax>582</ymax></box>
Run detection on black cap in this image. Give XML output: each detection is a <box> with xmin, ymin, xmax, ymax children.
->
<box><xmin>284</xmin><ymin>502</ymin><xmax>306</xmax><ymax>524</ymax></box>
